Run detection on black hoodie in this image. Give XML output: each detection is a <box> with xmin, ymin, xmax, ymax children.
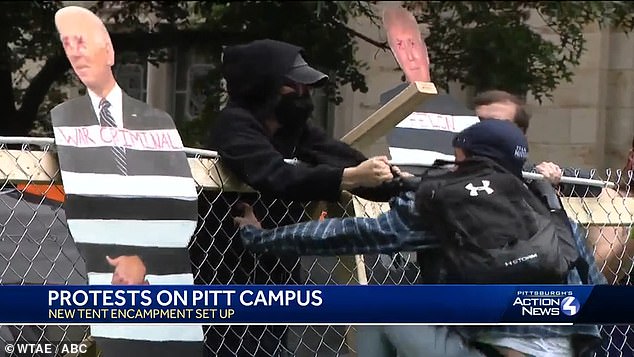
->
<box><xmin>208</xmin><ymin>39</ymin><xmax>392</xmax><ymax>202</ymax></box>
<box><xmin>195</xmin><ymin>39</ymin><xmax>395</xmax><ymax>355</ymax></box>
<box><xmin>194</xmin><ymin>39</ymin><xmax>395</xmax><ymax>288</ymax></box>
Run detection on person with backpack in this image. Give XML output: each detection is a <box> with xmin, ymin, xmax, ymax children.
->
<box><xmin>233</xmin><ymin>119</ymin><xmax>605</xmax><ymax>357</ymax></box>
<box><xmin>473</xmin><ymin>90</ymin><xmax>630</xmax><ymax>285</ymax></box>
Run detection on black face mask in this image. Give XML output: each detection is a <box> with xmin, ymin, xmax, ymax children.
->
<box><xmin>274</xmin><ymin>92</ymin><xmax>314</xmax><ymax>130</ymax></box>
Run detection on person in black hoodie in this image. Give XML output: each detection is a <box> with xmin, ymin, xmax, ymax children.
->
<box><xmin>193</xmin><ymin>39</ymin><xmax>399</xmax><ymax>357</ymax></box>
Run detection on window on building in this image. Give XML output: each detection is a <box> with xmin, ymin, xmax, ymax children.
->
<box><xmin>114</xmin><ymin>64</ymin><xmax>146</xmax><ymax>101</ymax></box>
<box><xmin>172</xmin><ymin>49</ymin><xmax>336</xmax><ymax>136</ymax></box>
<box><xmin>173</xmin><ymin>46</ymin><xmax>220</xmax><ymax>122</ymax></box>
<box><xmin>185</xmin><ymin>64</ymin><xmax>215</xmax><ymax>120</ymax></box>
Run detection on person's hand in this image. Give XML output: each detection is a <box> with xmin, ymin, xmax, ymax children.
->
<box><xmin>349</xmin><ymin>156</ymin><xmax>393</xmax><ymax>188</ymax></box>
<box><xmin>391</xmin><ymin>165</ymin><xmax>414</xmax><ymax>178</ymax></box>
<box><xmin>106</xmin><ymin>255</ymin><xmax>148</xmax><ymax>285</ymax></box>
<box><xmin>233</xmin><ymin>202</ymin><xmax>262</xmax><ymax>229</ymax></box>
<box><xmin>535</xmin><ymin>161</ymin><xmax>563</xmax><ymax>186</ymax></box>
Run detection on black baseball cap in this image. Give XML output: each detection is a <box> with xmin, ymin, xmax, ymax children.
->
<box><xmin>285</xmin><ymin>53</ymin><xmax>328</xmax><ymax>87</ymax></box>
<box><xmin>452</xmin><ymin>119</ymin><xmax>529</xmax><ymax>177</ymax></box>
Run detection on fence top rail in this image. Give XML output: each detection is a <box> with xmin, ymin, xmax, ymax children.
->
<box><xmin>1</xmin><ymin>136</ymin><xmax>622</xmax><ymax>190</ymax></box>
<box><xmin>0</xmin><ymin>139</ymin><xmax>633</xmax><ymax>225</ymax></box>
<box><xmin>0</xmin><ymin>136</ymin><xmax>626</xmax><ymax>191</ymax></box>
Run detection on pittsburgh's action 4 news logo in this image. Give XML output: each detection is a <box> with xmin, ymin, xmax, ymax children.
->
<box><xmin>512</xmin><ymin>290</ymin><xmax>582</xmax><ymax>317</ymax></box>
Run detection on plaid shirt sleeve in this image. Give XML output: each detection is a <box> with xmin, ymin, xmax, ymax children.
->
<box><xmin>240</xmin><ymin>192</ymin><xmax>439</xmax><ymax>256</ymax></box>
<box><xmin>568</xmin><ymin>219</ymin><xmax>608</xmax><ymax>285</ymax></box>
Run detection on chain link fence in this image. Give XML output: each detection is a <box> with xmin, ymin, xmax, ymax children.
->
<box><xmin>0</xmin><ymin>138</ymin><xmax>633</xmax><ymax>357</ymax></box>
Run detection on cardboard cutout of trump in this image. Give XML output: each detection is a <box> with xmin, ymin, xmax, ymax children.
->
<box><xmin>382</xmin><ymin>6</ymin><xmax>431</xmax><ymax>83</ymax></box>
<box><xmin>52</xmin><ymin>6</ymin><xmax>203</xmax><ymax>356</ymax></box>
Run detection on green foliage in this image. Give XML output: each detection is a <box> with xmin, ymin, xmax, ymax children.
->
<box><xmin>98</xmin><ymin>1</ymin><xmax>372</xmax><ymax>103</ymax></box>
<box><xmin>100</xmin><ymin>1</ymin><xmax>371</xmax><ymax>146</ymax></box>
<box><xmin>185</xmin><ymin>1</ymin><xmax>371</xmax><ymax>145</ymax></box>
<box><xmin>3</xmin><ymin>0</ymin><xmax>634</xmax><ymax>141</ymax></box>
<box><xmin>0</xmin><ymin>1</ymin><xmax>74</xmax><ymax>136</ymax></box>
<box><xmin>2</xmin><ymin>1</ymin><xmax>368</xmax><ymax>145</ymax></box>
<box><xmin>403</xmin><ymin>1</ymin><xmax>634</xmax><ymax>102</ymax></box>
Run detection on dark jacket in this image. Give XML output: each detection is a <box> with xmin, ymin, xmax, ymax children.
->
<box><xmin>194</xmin><ymin>39</ymin><xmax>392</xmax><ymax>286</ymax></box>
<box><xmin>193</xmin><ymin>39</ymin><xmax>398</xmax><ymax>355</ymax></box>
<box><xmin>209</xmin><ymin>39</ymin><xmax>392</xmax><ymax>203</ymax></box>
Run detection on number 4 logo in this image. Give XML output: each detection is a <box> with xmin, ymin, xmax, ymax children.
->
<box><xmin>561</xmin><ymin>296</ymin><xmax>581</xmax><ymax>316</ymax></box>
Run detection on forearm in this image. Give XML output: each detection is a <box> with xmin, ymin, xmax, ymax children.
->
<box><xmin>568</xmin><ymin>218</ymin><xmax>608</xmax><ymax>285</ymax></box>
<box><xmin>240</xmin><ymin>209</ymin><xmax>438</xmax><ymax>256</ymax></box>
<box><xmin>211</xmin><ymin>114</ymin><xmax>345</xmax><ymax>202</ymax></box>
<box><xmin>350</xmin><ymin>177</ymin><xmax>422</xmax><ymax>203</ymax></box>
<box><xmin>341</xmin><ymin>167</ymin><xmax>360</xmax><ymax>191</ymax></box>
<box><xmin>241</xmin><ymin>219</ymin><xmax>386</xmax><ymax>256</ymax></box>
<box><xmin>223</xmin><ymin>153</ymin><xmax>344</xmax><ymax>202</ymax></box>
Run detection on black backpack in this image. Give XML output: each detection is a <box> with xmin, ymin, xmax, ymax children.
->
<box><xmin>413</xmin><ymin>156</ymin><xmax>587</xmax><ymax>284</ymax></box>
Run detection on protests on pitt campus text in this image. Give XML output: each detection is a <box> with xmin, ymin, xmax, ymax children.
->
<box><xmin>48</xmin><ymin>288</ymin><xmax>323</xmax><ymax>308</ymax></box>
<box><xmin>0</xmin><ymin>285</ymin><xmax>633</xmax><ymax>325</ymax></box>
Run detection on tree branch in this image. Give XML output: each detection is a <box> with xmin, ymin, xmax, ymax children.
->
<box><xmin>16</xmin><ymin>55</ymin><xmax>70</xmax><ymax>132</ymax></box>
<box><xmin>5</xmin><ymin>28</ymin><xmax>253</xmax><ymax>135</ymax></box>
<box><xmin>12</xmin><ymin>25</ymin><xmax>319</xmax><ymax>136</ymax></box>
<box><xmin>331</xmin><ymin>19</ymin><xmax>389</xmax><ymax>50</ymax></box>
<box><xmin>0</xmin><ymin>39</ymin><xmax>18</xmax><ymax>135</ymax></box>
<box><xmin>0</xmin><ymin>41</ymin><xmax>16</xmax><ymax>116</ymax></box>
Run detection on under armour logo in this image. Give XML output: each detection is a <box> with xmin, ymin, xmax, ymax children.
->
<box><xmin>465</xmin><ymin>180</ymin><xmax>494</xmax><ymax>196</ymax></box>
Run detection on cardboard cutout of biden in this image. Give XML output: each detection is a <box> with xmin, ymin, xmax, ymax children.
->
<box><xmin>52</xmin><ymin>6</ymin><xmax>203</xmax><ymax>356</ymax></box>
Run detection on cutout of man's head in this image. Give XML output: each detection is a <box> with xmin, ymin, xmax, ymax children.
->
<box><xmin>55</xmin><ymin>6</ymin><xmax>115</xmax><ymax>95</ymax></box>
<box><xmin>382</xmin><ymin>6</ymin><xmax>430</xmax><ymax>83</ymax></box>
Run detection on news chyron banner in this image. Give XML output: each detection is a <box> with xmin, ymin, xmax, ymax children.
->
<box><xmin>0</xmin><ymin>285</ymin><xmax>628</xmax><ymax>324</ymax></box>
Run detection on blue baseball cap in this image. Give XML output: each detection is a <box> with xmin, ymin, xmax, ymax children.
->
<box><xmin>452</xmin><ymin>119</ymin><xmax>529</xmax><ymax>177</ymax></box>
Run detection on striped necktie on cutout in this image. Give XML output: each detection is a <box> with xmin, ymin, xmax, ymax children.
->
<box><xmin>99</xmin><ymin>98</ymin><xmax>127</xmax><ymax>175</ymax></box>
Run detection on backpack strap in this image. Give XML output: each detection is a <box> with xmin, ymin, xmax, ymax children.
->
<box><xmin>528</xmin><ymin>179</ymin><xmax>591</xmax><ymax>285</ymax></box>
<box><xmin>574</xmin><ymin>256</ymin><xmax>591</xmax><ymax>285</ymax></box>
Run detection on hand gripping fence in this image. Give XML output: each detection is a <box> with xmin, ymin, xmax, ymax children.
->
<box><xmin>0</xmin><ymin>136</ymin><xmax>633</xmax><ymax>357</ymax></box>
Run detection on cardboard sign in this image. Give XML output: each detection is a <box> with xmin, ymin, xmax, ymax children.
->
<box><xmin>382</xmin><ymin>87</ymin><xmax>480</xmax><ymax>171</ymax></box>
<box><xmin>53</xmin><ymin>6</ymin><xmax>202</xmax><ymax>356</ymax></box>
<box><xmin>381</xmin><ymin>7</ymin><xmax>477</xmax><ymax>170</ymax></box>
<box><xmin>50</xmin><ymin>94</ymin><xmax>203</xmax><ymax>356</ymax></box>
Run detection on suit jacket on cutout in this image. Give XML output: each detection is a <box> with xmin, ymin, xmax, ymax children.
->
<box><xmin>51</xmin><ymin>93</ymin><xmax>203</xmax><ymax>357</ymax></box>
